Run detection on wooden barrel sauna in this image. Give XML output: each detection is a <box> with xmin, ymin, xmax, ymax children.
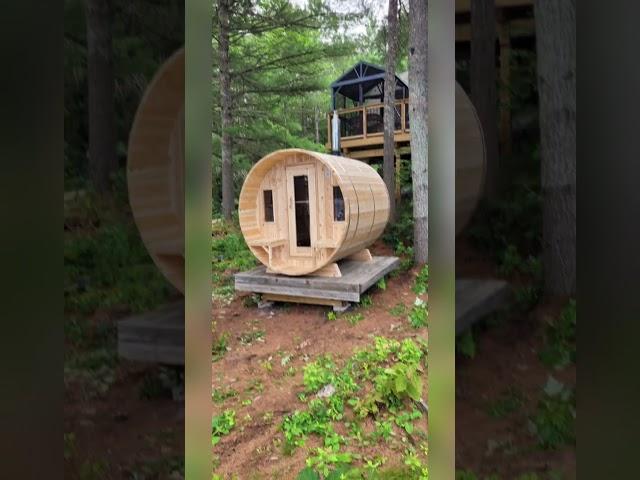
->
<box><xmin>238</xmin><ymin>149</ymin><xmax>390</xmax><ymax>276</ymax></box>
<box><xmin>127</xmin><ymin>48</ymin><xmax>185</xmax><ymax>293</ymax></box>
<box><xmin>455</xmin><ymin>82</ymin><xmax>486</xmax><ymax>235</ymax></box>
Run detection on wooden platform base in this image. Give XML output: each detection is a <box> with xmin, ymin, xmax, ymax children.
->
<box><xmin>118</xmin><ymin>301</ymin><xmax>184</xmax><ymax>365</ymax></box>
<box><xmin>235</xmin><ymin>256</ymin><xmax>400</xmax><ymax>310</ymax></box>
<box><xmin>455</xmin><ymin>278</ymin><xmax>511</xmax><ymax>334</ymax></box>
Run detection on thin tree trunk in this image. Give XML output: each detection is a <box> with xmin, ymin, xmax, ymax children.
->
<box><xmin>409</xmin><ymin>0</ymin><xmax>428</xmax><ymax>264</ymax></box>
<box><xmin>219</xmin><ymin>0</ymin><xmax>234</xmax><ymax>219</ymax></box>
<box><xmin>314</xmin><ymin>105</ymin><xmax>320</xmax><ymax>144</ymax></box>
<box><xmin>535</xmin><ymin>0</ymin><xmax>576</xmax><ymax>295</ymax></box>
<box><xmin>470</xmin><ymin>0</ymin><xmax>499</xmax><ymax>198</ymax></box>
<box><xmin>383</xmin><ymin>0</ymin><xmax>399</xmax><ymax>223</ymax></box>
<box><xmin>86</xmin><ymin>0</ymin><xmax>116</xmax><ymax>194</ymax></box>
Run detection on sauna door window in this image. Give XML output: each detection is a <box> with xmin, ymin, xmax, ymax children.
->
<box><xmin>293</xmin><ymin>175</ymin><xmax>311</xmax><ymax>247</ymax></box>
<box><xmin>333</xmin><ymin>186</ymin><xmax>345</xmax><ymax>221</ymax></box>
<box><xmin>263</xmin><ymin>190</ymin><xmax>274</xmax><ymax>222</ymax></box>
<box><xmin>285</xmin><ymin>165</ymin><xmax>316</xmax><ymax>256</ymax></box>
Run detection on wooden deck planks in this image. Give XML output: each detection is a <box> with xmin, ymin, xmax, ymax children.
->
<box><xmin>235</xmin><ymin>256</ymin><xmax>400</xmax><ymax>304</ymax></box>
<box><xmin>455</xmin><ymin>278</ymin><xmax>511</xmax><ymax>334</ymax></box>
<box><xmin>118</xmin><ymin>301</ymin><xmax>184</xmax><ymax>365</ymax></box>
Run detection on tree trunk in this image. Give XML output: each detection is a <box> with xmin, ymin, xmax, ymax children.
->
<box><xmin>219</xmin><ymin>0</ymin><xmax>234</xmax><ymax>220</ymax></box>
<box><xmin>383</xmin><ymin>0</ymin><xmax>399</xmax><ymax>223</ymax></box>
<box><xmin>534</xmin><ymin>0</ymin><xmax>576</xmax><ymax>295</ymax></box>
<box><xmin>470</xmin><ymin>0</ymin><xmax>499</xmax><ymax>198</ymax></box>
<box><xmin>314</xmin><ymin>105</ymin><xmax>320</xmax><ymax>144</ymax></box>
<box><xmin>409</xmin><ymin>0</ymin><xmax>428</xmax><ymax>264</ymax></box>
<box><xmin>85</xmin><ymin>0</ymin><xmax>116</xmax><ymax>194</ymax></box>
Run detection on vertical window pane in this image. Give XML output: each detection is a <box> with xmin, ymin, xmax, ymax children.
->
<box><xmin>333</xmin><ymin>186</ymin><xmax>345</xmax><ymax>221</ymax></box>
<box><xmin>294</xmin><ymin>175</ymin><xmax>310</xmax><ymax>247</ymax></box>
<box><xmin>263</xmin><ymin>190</ymin><xmax>274</xmax><ymax>222</ymax></box>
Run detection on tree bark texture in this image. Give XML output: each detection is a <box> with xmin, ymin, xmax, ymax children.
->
<box><xmin>86</xmin><ymin>0</ymin><xmax>117</xmax><ymax>193</ymax></box>
<box><xmin>383</xmin><ymin>0</ymin><xmax>399</xmax><ymax>223</ymax></box>
<box><xmin>219</xmin><ymin>0</ymin><xmax>234</xmax><ymax>219</ymax></box>
<box><xmin>470</xmin><ymin>0</ymin><xmax>499</xmax><ymax>198</ymax></box>
<box><xmin>409</xmin><ymin>0</ymin><xmax>429</xmax><ymax>264</ymax></box>
<box><xmin>534</xmin><ymin>0</ymin><xmax>576</xmax><ymax>295</ymax></box>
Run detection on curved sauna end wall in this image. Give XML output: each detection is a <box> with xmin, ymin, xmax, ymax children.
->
<box><xmin>127</xmin><ymin>49</ymin><xmax>185</xmax><ymax>293</ymax></box>
<box><xmin>239</xmin><ymin>149</ymin><xmax>390</xmax><ymax>276</ymax></box>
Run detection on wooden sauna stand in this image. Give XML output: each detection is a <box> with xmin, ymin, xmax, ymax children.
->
<box><xmin>118</xmin><ymin>300</ymin><xmax>184</xmax><ymax>365</ymax></box>
<box><xmin>235</xmin><ymin>255</ymin><xmax>400</xmax><ymax>311</ymax></box>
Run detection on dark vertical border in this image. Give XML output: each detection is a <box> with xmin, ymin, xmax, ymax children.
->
<box><xmin>185</xmin><ymin>0</ymin><xmax>213</xmax><ymax>477</ymax></box>
<box><xmin>0</xmin><ymin>1</ymin><xmax>63</xmax><ymax>478</ymax></box>
<box><xmin>427</xmin><ymin>0</ymin><xmax>456</xmax><ymax>478</ymax></box>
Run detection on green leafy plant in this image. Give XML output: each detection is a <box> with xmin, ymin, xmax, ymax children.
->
<box><xmin>345</xmin><ymin>312</ymin><xmax>364</xmax><ymax>326</ymax></box>
<box><xmin>539</xmin><ymin>299</ymin><xmax>576</xmax><ymax>369</ymax></box>
<box><xmin>389</xmin><ymin>303</ymin><xmax>407</xmax><ymax>317</ymax></box>
<box><xmin>303</xmin><ymin>356</ymin><xmax>336</xmax><ymax>392</ymax></box>
<box><xmin>327</xmin><ymin>311</ymin><xmax>337</xmax><ymax>321</ymax></box>
<box><xmin>238</xmin><ymin>329</ymin><xmax>265</xmax><ymax>345</ymax></box>
<box><xmin>360</xmin><ymin>295</ymin><xmax>374</xmax><ymax>308</ymax></box>
<box><xmin>212</xmin><ymin>386</ymin><xmax>237</xmax><ymax>403</ymax></box>
<box><xmin>211</xmin><ymin>409</ymin><xmax>236</xmax><ymax>446</ymax></box>
<box><xmin>456</xmin><ymin>330</ymin><xmax>476</xmax><ymax>358</ymax></box>
<box><xmin>377</xmin><ymin>277</ymin><xmax>387</xmax><ymax>290</ymax></box>
<box><xmin>530</xmin><ymin>377</ymin><xmax>576</xmax><ymax>449</ymax></box>
<box><xmin>487</xmin><ymin>387</ymin><xmax>525</xmax><ymax>418</ymax></box>
<box><xmin>212</xmin><ymin>333</ymin><xmax>230</xmax><ymax>362</ymax></box>
<box><xmin>408</xmin><ymin>298</ymin><xmax>428</xmax><ymax>328</ymax></box>
<box><xmin>412</xmin><ymin>265</ymin><xmax>429</xmax><ymax>295</ymax></box>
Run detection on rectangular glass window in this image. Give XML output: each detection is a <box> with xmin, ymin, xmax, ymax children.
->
<box><xmin>333</xmin><ymin>186</ymin><xmax>345</xmax><ymax>221</ymax></box>
<box><xmin>263</xmin><ymin>190</ymin><xmax>274</xmax><ymax>222</ymax></box>
<box><xmin>293</xmin><ymin>175</ymin><xmax>311</xmax><ymax>247</ymax></box>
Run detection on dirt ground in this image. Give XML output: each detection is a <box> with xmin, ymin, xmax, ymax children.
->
<box><xmin>64</xmin><ymin>310</ymin><xmax>185</xmax><ymax>479</ymax></box>
<box><xmin>455</xmin><ymin>238</ymin><xmax>576</xmax><ymax>479</ymax></box>
<box><xmin>211</xmin><ymin>241</ymin><xmax>429</xmax><ymax>479</ymax></box>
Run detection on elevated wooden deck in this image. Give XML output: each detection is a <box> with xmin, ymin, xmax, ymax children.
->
<box><xmin>327</xmin><ymin>99</ymin><xmax>410</xmax><ymax>160</ymax></box>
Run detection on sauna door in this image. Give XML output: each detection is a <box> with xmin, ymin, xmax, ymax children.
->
<box><xmin>285</xmin><ymin>165</ymin><xmax>317</xmax><ymax>257</ymax></box>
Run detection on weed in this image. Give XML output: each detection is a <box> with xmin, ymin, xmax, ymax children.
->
<box><xmin>327</xmin><ymin>311</ymin><xmax>337</xmax><ymax>322</ymax></box>
<box><xmin>239</xmin><ymin>329</ymin><xmax>266</xmax><ymax>346</ymax></box>
<box><xmin>539</xmin><ymin>299</ymin><xmax>576</xmax><ymax>369</ymax></box>
<box><xmin>487</xmin><ymin>387</ymin><xmax>525</xmax><ymax>418</ymax></box>
<box><xmin>389</xmin><ymin>303</ymin><xmax>407</xmax><ymax>317</ymax></box>
<box><xmin>514</xmin><ymin>285</ymin><xmax>541</xmax><ymax>311</ymax></box>
<box><xmin>529</xmin><ymin>376</ymin><xmax>575</xmax><ymax>449</ymax></box>
<box><xmin>408</xmin><ymin>298</ymin><xmax>428</xmax><ymax>329</ymax></box>
<box><xmin>360</xmin><ymin>295</ymin><xmax>373</xmax><ymax>308</ymax></box>
<box><xmin>242</xmin><ymin>399</ymin><xmax>252</xmax><ymax>407</ymax></box>
<box><xmin>377</xmin><ymin>277</ymin><xmax>387</xmax><ymax>290</ymax></box>
<box><xmin>245</xmin><ymin>379</ymin><xmax>264</xmax><ymax>393</ymax></box>
<box><xmin>456</xmin><ymin>330</ymin><xmax>476</xmax><ymax>358</ymax></box>
<box><xmin>212</xmin><ymin>333</ymin><xmax>230</xmax><ymax>362</ymax></box>
<box><xmin>345</xmin><ymin>312</ymin><xmax>364</xmax><ymax>326</ymax></box>
<box><xmin>412</xmin><ymin>265</ymin><xmax>429</xmax><ymax>295</ymax></box>
<box><xmin>395</xmin><ymin>242</ymin><xmax>415</xmax><ymax>272</ymax></box>
<box><xmin>212</xmin><ymin>386</ymin><xmax>238</xmax><ymax>403</ymax></box>
<box><xmin>261</xmin><ymin>359</ymin><xmax>273</xmax><ymax>372</ymax></box>
<box><xmin>212</xmin><ymin>409</ymin><xmax>236</xmax><ymax>446</ymax></box>
<box><xmin>305</xmin><ymin>447</ymin><xmax>354</xmax><ymax>477</ymax></box>
<box><xmin>303</xmin><ymin>356</ymin><xmax>336</xmax><ymax>392</ymax></box>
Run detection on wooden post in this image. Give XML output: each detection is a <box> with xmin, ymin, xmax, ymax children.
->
<box><xmin>498</xmin><ymin>19</ymin><xmax>513</xmax><ymax>158</ymax></box>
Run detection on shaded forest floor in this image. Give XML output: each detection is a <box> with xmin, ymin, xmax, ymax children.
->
<box><xmin>211</xmin><ymin>240</ymin><xmax>429</xmax><ymax>479</ymax></box>
<box><xmin>455</xmin><ymin>238</ymin><xmax>576</xmax><ymax>480</ymax></box>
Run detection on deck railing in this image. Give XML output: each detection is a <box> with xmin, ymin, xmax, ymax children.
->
<box><xmin>327</xmin><ymin>99</ymin><xmax>410</xmax><ymax>144</ymax></box>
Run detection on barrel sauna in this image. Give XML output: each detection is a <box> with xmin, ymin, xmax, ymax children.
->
<box><xmin>238</xmin><ymin>149</ymin><xmax>390</xmax><ymax>276</ymax></box>
<box><xmin>455</xmin><ymin>82</ymin><xmax>486</xmax><ymax>235</ymax></box>
<box><xmin>127</xmin><ymin>49</ymin><xmax>185</xmax><ymax>292</ymax></box>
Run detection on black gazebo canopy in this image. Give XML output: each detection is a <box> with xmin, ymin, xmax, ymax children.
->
<box><xmin>330</xmin><ymin>61</ymin><xmax>409</xmax><ymax>110</ymax></box>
